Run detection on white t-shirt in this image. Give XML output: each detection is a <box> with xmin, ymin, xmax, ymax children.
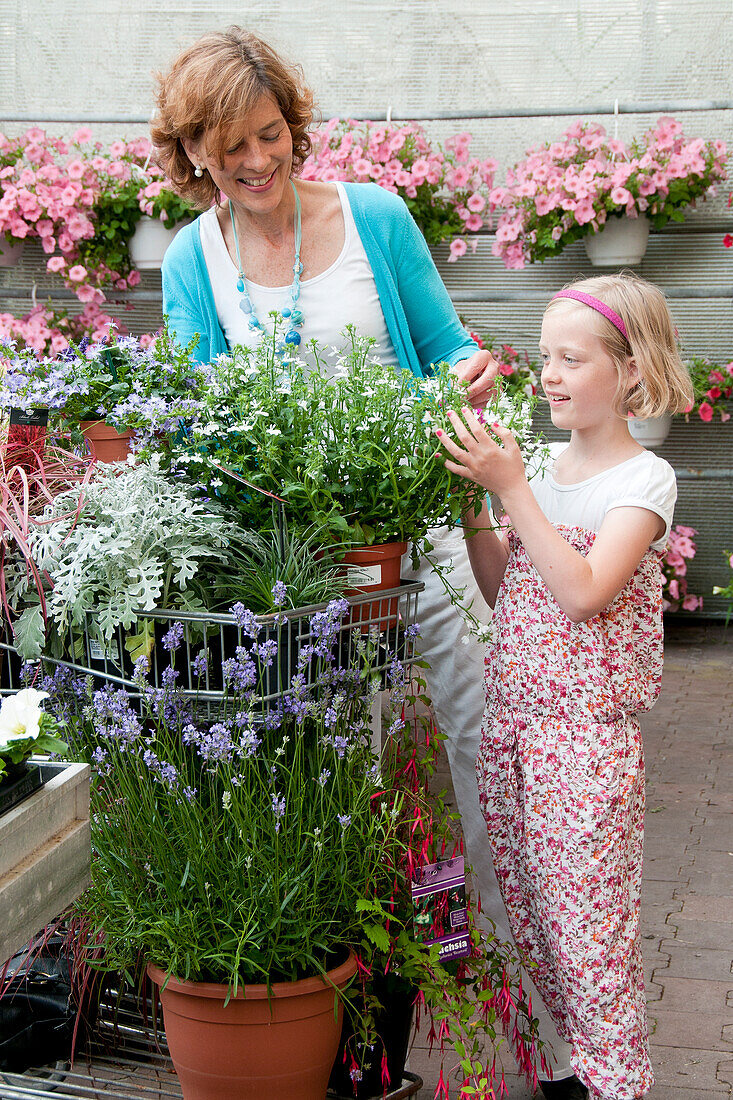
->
<box><xmin>530</xmin><ymin>442</ymin><xmax>677</xmax><ymax>552</ymax></box>
<box><xmin>198</xmin><ymin>182</ymin><xmax>398</xmax><ymax>373</ymax></box>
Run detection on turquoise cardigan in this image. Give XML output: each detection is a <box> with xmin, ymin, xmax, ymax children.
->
<box><xmin>161</xmin><ymin>182</ymin><xmax>476</xmax><ymax>377</ymax></box>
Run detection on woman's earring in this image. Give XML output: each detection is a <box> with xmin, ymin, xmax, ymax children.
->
<box><xmin>194</xmin><ymin>165</ymin><xmax>204</xmax><ymax>178</ymax></box>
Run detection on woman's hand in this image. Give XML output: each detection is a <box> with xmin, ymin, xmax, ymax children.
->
<box><xmin>451</xmin><ymin>349</ymin><xmax>500</xmax><ymax>407</ymax></box>
<box><xmin>436</xmin><ymin>406</ymin><xmax>527</xmax><ymax>499</ymax></box>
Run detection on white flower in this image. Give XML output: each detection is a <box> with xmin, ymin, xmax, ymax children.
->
<box><xmin>266</xmin><ymin>427</ymin><xmax>282</xmax><ymax>436</ymax></box>
<box><xmin>0</xmin><ymin>688</ymin><xmax>49</xmax><ymax>750</ymax></box>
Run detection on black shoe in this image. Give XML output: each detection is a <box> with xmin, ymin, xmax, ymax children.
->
<box><xmin>539</xmin><ymin>1076</ymin><xmax>589</xmax><ymax>1100</ymax></box>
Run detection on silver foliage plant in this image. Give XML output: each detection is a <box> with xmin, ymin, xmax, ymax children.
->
<box><xmin>9</xmin><ymin>455</ymin><xmax>240</xmax><ymax>658</ymax></box>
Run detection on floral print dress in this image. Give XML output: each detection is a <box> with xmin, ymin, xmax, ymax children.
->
<box><xmin>476</xmin><ymin>525</ymin><xmax>662</xmax><ymax>1100</ymax></box>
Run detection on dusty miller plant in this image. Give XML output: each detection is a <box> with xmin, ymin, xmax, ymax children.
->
<box><xmin>7</xmin><ymin>456</ymin><xmax>241</xmax><ymax>659</ymax></box>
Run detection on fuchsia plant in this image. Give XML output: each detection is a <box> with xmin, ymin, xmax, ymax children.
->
<box><xmin>491</xmin><ymin>116</ymin><xmax>728</xmax><ymax>269</ymax></box>
<box><xmin>301</xmin><ymin>120</ymin><xmax>497</xmax><ymax>260</ymax></box>
<box><xmin>661</xmin><ymin>525</ymin><xmax>703</xmax><ymax>612</ymax></box>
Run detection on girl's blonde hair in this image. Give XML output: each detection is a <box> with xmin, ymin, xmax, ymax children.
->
<box><xmin>151</xmin><ymin>27</ymin><xmax>316</xmax><ymax>210</ymax></box>
<box><xmin>544</xmin><ymin>272</ymin><xmax>694</xmax><ymax>418</ymax></box>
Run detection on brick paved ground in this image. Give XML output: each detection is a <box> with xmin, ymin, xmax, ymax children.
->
<box><xmin>408</xmin><ymin>622</ymin><xmax>733</xmax><ymax>1099</ymax></box>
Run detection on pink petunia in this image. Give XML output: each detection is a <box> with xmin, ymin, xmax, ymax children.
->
<box><xmin>67</xmin><ymin>264</ymin><xmax>87</xmax><ymax>282</ymax></box>
<box><xmin>448</xmin><ymin>237</ymin><xmax>468</xmax><ymax>262</ymax></box>
<box><xmin>46</xmin><ymin>256</ymin><xmax>66</xmax><ymax>273</ymax></box>
<box><xmin>698</xmin><ymin>401</ymin><xmax>714</xmax><ymax>422</ymax></box>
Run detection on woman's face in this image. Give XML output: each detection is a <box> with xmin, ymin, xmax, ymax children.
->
<box><xmin>185</xmin><ymin>93</ymin><xmax>294</xmax><ymax>214</ymax></box>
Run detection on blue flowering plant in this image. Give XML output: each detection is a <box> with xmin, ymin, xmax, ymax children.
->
<box><xmin>51</xmin><ymin>596</ymin><xmax>410</xmax><ymax>990</ymax></box>
<box><xmin>0</xmin><ymin>326</ymin><xmax>202</xmax><ymax>445</ymax></box>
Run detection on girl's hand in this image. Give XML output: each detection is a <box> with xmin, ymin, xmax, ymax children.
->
<box><xmin>451</xmin><ymin>350</ymin><xmax>500</xmax><ymax>407</ymax></box>
<box><xmin>436</xmin><ymin>406</ymin><xmax>527</xmax><ymax>497</ymax></box>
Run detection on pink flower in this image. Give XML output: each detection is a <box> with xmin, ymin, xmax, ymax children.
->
<box><xmin>352</xmin><ymin>158</ymin><xmax>371</xmax><ymax>177</ymax></box>
<box><xmin>465</xmin><ymin>214</ymin><xmax>483</xmax><ymax>231</ymax></box>
<box><xmin>466</xmin><ymin>192</ymin><xmax>486</xmax><ymax>213</ymax></box>
<box><xmin>610</xmin><ymin>185</ymin><xmax>632</xmax><ymax>206</ymax></box>
<box><xmin>66</xmin><ymin>158</ymin><xmax>85</xmax><ymax>180</ymax></box>
<box><xmin>74</xmin><ymin>283</ymin><xmax>98</xmax><ymax>302</ymax></box>
<box><xmin>67</xmin><ymin>264</ymin><xmax>87</xmax><ymax>282</ymax></box>
<box><xmin>72</xmin><ymin>127</ymin><xmax>93</xmax><ymax>144</ymax></box>
<box><xmin>46</xmin><ymin>256</ymin><xmax>66</xmax><ymax>273</ymax></box>
<box><xmin>698</xmin><ymin>401</ymin><xmax>714</xmax><ymax>422</ymax></box>
<box><xmin>109</xmin><ymin>141</ymin><xmax>127</xmax><ymax>158</ymax></box>
<box><xmin>682</xmin><ymin>594</ymin><xmax>702</xmax><ymax>611</ymax></box>
<box><xmin>41</xmin><ymin>236</ymin><xmax>56</xmax><ymax>254</ymax></box>
<box><xmin>448</xmin><ymin>238</ymin><xmax>468</xmax><ymax>262</ymax></box>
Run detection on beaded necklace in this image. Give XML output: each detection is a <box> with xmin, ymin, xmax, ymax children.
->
<box><xmin>228</xmin><ymin>179</ymin><xmax>304</xmax><ymax>349</ymax></box>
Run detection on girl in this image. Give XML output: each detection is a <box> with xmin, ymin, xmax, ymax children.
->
<box><xmin>436</xmin><ymin>274</ymin><xmax>694</xmax><ymax>1100</ymax></box>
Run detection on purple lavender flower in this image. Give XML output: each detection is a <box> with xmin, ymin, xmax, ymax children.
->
<box><xmin>162</xmin><ymin>621</ymin><xmax>185</xmax><ymax>651</ymax></box>
<box><xmin>231</xmin><ymin>603</ymin><xmax>261</xmax><ymax>639</ymax></box>
<box><xmin>271</xmin><ymin>792</ymin><xmax>286</xmax><ymax>832</ymax></box>
<box><xmin>271</xmin><ymin>581</ymin><xmax>288</xmax><ymax>606</ymax></box>
<box><xmin>191</xmin><ymin>652</ymin><xmax>209</xmax><ymax>677</ymax></box>
<box><xmin>405</xmin><ymin>623</ymin><xmax>421</xmax><ymax>641</ymax></box>
<box><xmin>338</xmin><ymin>814</ymin><xmax>351</xmax><ymax>830</ymax></box>
<box><xmin>161</xmin><ymin>666</ymin><xmax>179</xmax><ymax>688</ymax></box>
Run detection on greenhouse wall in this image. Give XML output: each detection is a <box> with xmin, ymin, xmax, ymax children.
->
<box><xmin>1</xmin><ymin>0</ymin><xmax>731</xmax><ymax>611</ymax></box>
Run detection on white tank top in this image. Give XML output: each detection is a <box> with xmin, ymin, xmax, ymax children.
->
<box><xmin>198</xmin><ymin>182</ymin><xmax>398</xmax><ymax>373</ymax></box>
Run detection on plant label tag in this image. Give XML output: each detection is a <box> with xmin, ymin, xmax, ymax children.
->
<box><xmin>345</xmin><ymin>563</ymin><xmax>382</xmax><ymax>587</ymax></box>
<box><xmin>9</xmin><ymin>408</ymin><xmax>49</xmax><ymax>427</ymax></box>
<box><xmin>89</xmin><ymin>638</ymin><xmax>120</xmax><ymax>665</ymax></box>
<box><xmin>411</xmin><ymin>855</ymin><xmax>470</xmax><ymax>961</ymax></box>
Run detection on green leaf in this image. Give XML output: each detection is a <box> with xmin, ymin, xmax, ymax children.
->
<box><xmin>124</xmin><ymin>619</ymin><xmax>157</xmax><ymax>663</ymax></box>
<box><xmin>363</xmin><ymin>922</ymin><xmax>391</xmax><ymax>953</ymax></box>
<box><xmin>12</xmin><ymin>605</ymin><xmax>46</xmax><ymax>659</ymax></box>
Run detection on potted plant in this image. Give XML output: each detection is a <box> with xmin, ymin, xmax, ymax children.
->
<box><xmin>2</xmin><ymin>455</ymin><xmax>245</xmax><ymax>662</ymax></box>
<box><xmin>491</xmin><ymin>116</ymin><xmax>728</xmax><ymax>269</ymax></box>
<box><xmin>47</xmin><ymin>599</ymin><xmax>409</xmax><ymax>1099</ymax></box>
<box><xmin>302</xmin><ymin>119</ymin><xmax>497</xmax><ymax>261</ymax></box>
<box><xmin>0</xmin><ymin>688</ymin><xmax>67</xmax><ymax>812</ymax></box>
<box><xmin>683</xmin><ymin>355</ymin><xmax>733</xmax><ymax>423</ymax></box>
<box><xmin>0</xmin><ymin>326</ymin><xmax>202</xmax><ymax>457</ymax></box>
<box><xmin>167</xmin><ymin>324</ymin><xmax>542</xmax><ymax>560</ymax></box>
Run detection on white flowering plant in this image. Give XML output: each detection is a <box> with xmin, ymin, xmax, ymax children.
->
<box><xmin>0</xmin><ymin>688</ymin><xmax>67</xmax><ymax>783</ymax></box>
<box><xmin>169</xmin><ymin>323</ymin><xmax>543</xmax><ymax>555</ymax></box>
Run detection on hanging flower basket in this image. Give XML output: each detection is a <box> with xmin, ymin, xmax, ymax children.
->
<box><xmin>147</xmin><ymin>952</ymin><xmax>357</xmax><ymax>1100</ymax></box>
<box><xmin>627</xmin><ymin>411</ymin><xmax>672</xmax><ymax>448</ymax></box>
<box><xmin>584</xmin><ymin>214</ymin><xmax>650</xmax><ymax>267</ymax></box>
<box><xmin>130</xmin><ymin>215</ymin><xmax>190</xmax><ymax>270</ymax></box>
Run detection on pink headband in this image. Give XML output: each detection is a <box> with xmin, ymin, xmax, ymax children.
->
<box><xmin>552</xmin><ymin>289</ymin><xmax>629</xmax><ymax>342</ymax></box>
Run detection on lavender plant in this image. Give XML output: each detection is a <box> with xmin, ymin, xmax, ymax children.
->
<box><xmin>52</xmin><ymin>597</ymin><xmax>404</xmax><ymax>988</ymax></box>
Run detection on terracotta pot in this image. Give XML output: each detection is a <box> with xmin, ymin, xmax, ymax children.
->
<box><xmin>341</xmin><ymin>541</ymin><xmax>407</xmax><ymax>629</ymax></box>
<box><xmin>130</xmin><ymin>215</ymin><xmax>191</xmax><ymax>270</ymax></box>
<box><xmin>147</xmin><ymin>952</ymin><xmax>357</xmax><ymax>1100</ymax></box>
<box><xmin>80</xmin><ymin>420</ymin><xmax>132</xmax><ymax>462</ymax></box>
<box><xmin>584</xmin><ymin>214</ymin><xmax>650</xmax><ymax>267</ymax></box>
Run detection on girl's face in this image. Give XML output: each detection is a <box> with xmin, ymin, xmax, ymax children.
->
<box><xmin>539</xmin><ymin>304</ymin><xmax>633</xmax><ymax>432</ymax></box>
<box><xmin>184</xmin><ymin>93</ymin><xmax>293</xmax><ymax>215</ymax></box>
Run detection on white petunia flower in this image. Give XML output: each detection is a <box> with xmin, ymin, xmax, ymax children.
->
<box><xmin>0</xmin><ymin>688</ymin><xmax>49</xmax><ymax>750</ymax></box>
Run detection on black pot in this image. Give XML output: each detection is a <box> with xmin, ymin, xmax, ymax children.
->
<box><xmin>328</xmin><ymin>974</ymin><xmax>416</xmax><ymax>1098</ymax></box>
<box><xmin>0</xmin><ymin>762</ymin><xmax>43</xmax><ymax>816</ymax></box>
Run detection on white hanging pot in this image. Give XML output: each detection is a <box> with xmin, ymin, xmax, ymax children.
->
<box><xmin>584</xmin><ymin>214</ymin><xmax>650</xmax><ymax>267</ymax></box>
<box><xmin>627</xmin><ymin>412</ymin><xmax>672</xmax><ymax>448</ymax></box>
<box><xmin>129</xmin><ymin>216</ymin><xmax>190</xmax><ymax>270</ymax></box>
<box><xmin>0</xmin><ymin>236</ymin><xmax>25</xmax><ymax>267</ymax></box>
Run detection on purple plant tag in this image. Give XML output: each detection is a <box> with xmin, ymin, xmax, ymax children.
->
<box><xmin>411</xmin><ymin>855</ymin><xmax>470</xmax><ymax>961</ymax></box>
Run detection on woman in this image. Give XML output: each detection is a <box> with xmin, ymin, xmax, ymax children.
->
<box><xmin>152</xmin><ymin>27</ymin><xmax>577</xmax><ymax>1097</ymax></box>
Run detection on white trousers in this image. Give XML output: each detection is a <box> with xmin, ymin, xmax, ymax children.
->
<box><xmin>402</xmin><ymin>527</ymin><xmax>573</xmax><ymax>1079</ymax></box>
